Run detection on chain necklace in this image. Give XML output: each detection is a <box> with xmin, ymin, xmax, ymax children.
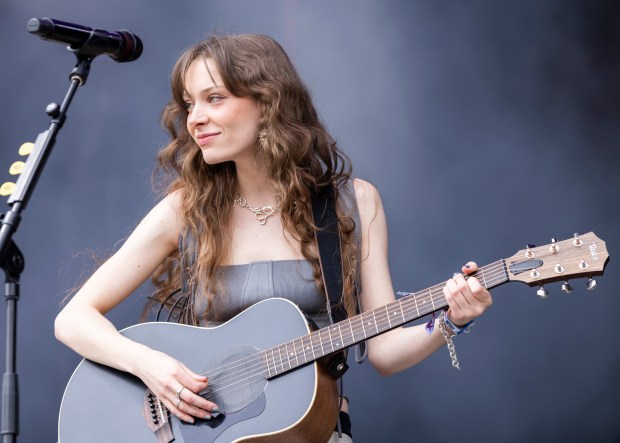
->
<box><xmin>234</xmin><ymin>193</ymin><xmax>281</xmax><ymax>225</ymax></box>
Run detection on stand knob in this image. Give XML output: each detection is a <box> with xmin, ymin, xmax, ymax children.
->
<box><xmin>537</xmin><ymin>286</ymin><xmax>549</xmax><ymax>299</ymax></box>
<box><xmin>587</xmin><ymin>278</ymin><xmax>597</xmax><ymax>291</ymax></box>
<box><xmin>46</xmin><ymin>102</ymin><xmax>60</xmax><ymax>118</ymax></box>
<box><xmin>561</xmin><ymin>281</ymin><xmax>573</xmax><ymax>294</ymax></box>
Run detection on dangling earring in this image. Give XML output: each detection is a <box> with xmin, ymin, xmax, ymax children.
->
<box><xmin>258</xmin><ymin>129</ymin><xmax>268</xmax><ymax>144</ymax></box>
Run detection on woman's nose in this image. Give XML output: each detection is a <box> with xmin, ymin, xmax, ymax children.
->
<box><xmin>187</xmin><ymin>103</ymin><xmax>207</xmax><ymax>129</ymax></box>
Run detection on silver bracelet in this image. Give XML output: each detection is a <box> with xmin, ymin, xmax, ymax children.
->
<box><xmin>437</xmin><ymin>314</ymin><xmax>461</xmax><ymax>370</ymax></box>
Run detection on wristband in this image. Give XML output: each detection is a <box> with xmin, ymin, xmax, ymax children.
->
<box><xmin>443</xmin><ymin>311</ymin><xmax>475</xmax><ymax>336</ymax></box>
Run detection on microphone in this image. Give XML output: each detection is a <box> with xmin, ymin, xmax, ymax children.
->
<box><xmin>27</xmin><ymin>17</ymin><xmax>143</xmax><ymax>63</ymax></box>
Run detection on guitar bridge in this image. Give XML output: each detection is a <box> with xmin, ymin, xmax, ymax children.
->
<box><xmin>143</xmin><ymin>389</ymin><xmax>174</xmax><ymax>443</ymax></box>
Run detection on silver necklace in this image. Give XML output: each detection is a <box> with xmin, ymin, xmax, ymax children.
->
<box><xmin>234</xmin><ymin>193</ymin><xmax>280</xmax><ymax>225</ymax></box>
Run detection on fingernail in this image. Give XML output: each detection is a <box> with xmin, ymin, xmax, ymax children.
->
<box><xmin>211</xmin><ymin>406</ymin><xmax>219</xmax><ymax>413</ymax></box>
<box><xmin>464</xmin><ymin>265</ymin><xmax>471</xmax><ymax>269</ymax></box>
<box><xmin>453</xmin><ymin>272</ymin><xmax>460</xmax><ymax>278</ymax></box>
<box><xmin>187</xmin><ymin>418</ymin><xmax>195</xmax><ymax>424</ymax></box>
<box><xmin>204</xmin><ymin>414</ymin><xmax>212</xmax><ymax>421</ymax></box>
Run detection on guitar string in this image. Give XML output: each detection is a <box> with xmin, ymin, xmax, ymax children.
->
<box><xmin>195</xmin><ymin>266</ymin><xmax>510</xmax><ymax>398</ymax></box>
<box><xmin>196</xmin><ymin>260</ymin><xmax>508</xmax><ymax>379</ymax></box>
<box><xmin>189</xmin><ymin>262</ymin><xmax>509</xmax><ymax>390</ymax></box>
<box><xmin>192</xmin><ymin>261</ymin><xmax>508</xmax><ymax>387</ymax></box>
<box><xmin>195</xmin><ymin>260</ymin><xmax>508</xmax><ymax>378</ymax></box>
<box><xmin>178</xmin><ymin>243</ymin><xmax>589</xmax><ymax>398</ymax></box>
<box><xmin>195</xmin><ymin>269</ymin><xmax>512</xmax><ymax>399</ymax></box>
<box><xmin>182</xmin><ymin>263</ymin><xmax>510</xmax><ymax>398</ymax></box>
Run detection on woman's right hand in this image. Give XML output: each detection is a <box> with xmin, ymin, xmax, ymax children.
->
<box><xmin>135</xmin><ymin>349</ymin><xmax>219</xmax><ymax>423</ymax></box>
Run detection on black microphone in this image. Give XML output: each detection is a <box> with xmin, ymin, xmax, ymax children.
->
<box><xmin>27</xmin><ymin>17</ymin><xmax>143</xmax><ymax>63</ymax></box>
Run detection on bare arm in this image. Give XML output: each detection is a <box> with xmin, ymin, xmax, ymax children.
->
<box><xmin>55</xmin><ymin>195</ymin><xmax>179</xmax><ymax>369</ymax></box>
<box><xmin>354</xmin><ymin>179</ymin><xmax>492</xmax><ymax>376</ymax></box>
<box><xmin>55</xmin><ymin>192</ymin><xmax>216</xmax><ymax>422</ymax></box>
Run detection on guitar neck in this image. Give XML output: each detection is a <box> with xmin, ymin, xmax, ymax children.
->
<box><xmin>262</xmin><ymin>259</ymin><xmax>509</xmax><ymax>378</ymax></box>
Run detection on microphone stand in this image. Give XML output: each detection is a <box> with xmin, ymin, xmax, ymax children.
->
<box><xmin>0</xmin><ymin>52</ymin><xmax>95</xmax><ymax>443</ymax></box>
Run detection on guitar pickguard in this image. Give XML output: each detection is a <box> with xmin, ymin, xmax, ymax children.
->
<box><xmin>201</xmin><ymin>345</ymin><xmax>268</xmax><ymax>414</ymax></box>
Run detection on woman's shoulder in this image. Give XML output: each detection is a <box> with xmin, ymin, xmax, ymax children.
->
<box><xmin>351</xmin><ymin>178</ymin><xmax>382</xmax><ymax>219</ymax></box>
<box><xmin>352</xmin><ymin>178</ymin><xmax>378</xmax><ymax>199</ymax></box>
<box><xmin>336</xmin><ymin>177</ymin><xmax>383</xmax><ymax>239</ymax></box>
<box><xmin>337</xmin><ymin>177</ymin><xmax>378</xmax><ymax>199</ymax></box>
<box><xmin>147</xmin><ymin>189</ymin><xmax>183</xmax><ymax>222</ymax></box>
<box><xmin>134</xmin><ymin>189</ymin><xmax>184</xmax><ymax>246</ymax></box>
<box><xmin>163</xmin><ymin>188</ymin><xmax>184</xmax><ymax>213</ymax></box>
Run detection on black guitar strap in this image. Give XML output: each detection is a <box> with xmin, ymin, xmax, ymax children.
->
<box><xmin>311</xmin><ymin>184</ymin><xmax>347</xmax><ymax>323</ymax></box>
<box><xmin>311</xmin><ymin>183</ymin><xmax>350</xmax><ymax>379</ymax></box>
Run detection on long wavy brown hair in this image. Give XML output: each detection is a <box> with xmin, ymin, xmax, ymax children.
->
<box><xmin>145</xmin><ymin>34</ymin><xmax>358</xmax><ymax>324</ymax></box>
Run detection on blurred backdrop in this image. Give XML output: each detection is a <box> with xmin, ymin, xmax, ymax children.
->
<box><xmin>0</xmin><ymin>1</ymin><xmax>618</xmax><ymax>441</ymax></box>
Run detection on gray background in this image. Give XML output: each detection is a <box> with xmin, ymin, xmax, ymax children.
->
<box><xmin>1</xmin><ymin>1</ymin><xmax>618</xmax><ymax>442</ymax></box>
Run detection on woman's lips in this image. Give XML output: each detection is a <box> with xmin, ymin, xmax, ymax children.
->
<box><xmin>196</xmin><ymin>132</ymin><xmax>220</xmax><ymax>146</ymax></box>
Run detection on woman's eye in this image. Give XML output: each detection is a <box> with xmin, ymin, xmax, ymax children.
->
<box><xmin>207</xmin><ymin>94</ymin><xmax>223</xmax><ymax>103</ymax></box>
<box><xmin>184</xmin><ymin>101</ymin><xmax>194</xmax><ymax>112</ymax></box>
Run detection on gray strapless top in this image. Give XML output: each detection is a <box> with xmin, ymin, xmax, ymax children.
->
<box><xmin>202</xmin><ymin>259</ymin><xmax>329</xmax><ymax>328</ymax></box>
<box><xmin>195</xmin><ymin>179</ymin><xmax>362</xmax><ymax>330</ymax></box>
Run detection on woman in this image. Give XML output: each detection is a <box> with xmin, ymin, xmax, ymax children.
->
<box><xmin>55</xmin><ymin>34</ymin><xmax>492</xmax><ymax>442</ymax></box>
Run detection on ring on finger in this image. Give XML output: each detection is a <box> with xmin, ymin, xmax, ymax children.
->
<box><xmin>175</xmin><ymin>386</ymin><xmax>186</xmax><ymax>401</ymax></box>
<box><xmin>175</xmin><ymin>398</ymin><xmax>182</xmax><ymax>409</ymax></box>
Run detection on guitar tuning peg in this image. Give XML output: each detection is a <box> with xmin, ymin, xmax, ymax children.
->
<box><xmin>587</xmin><ymin>278</ymin><xmax>597</xmax><ymax>291</ymax></box>
<box><xmin>525</xmin><ymin>244</ymin><xmax>536</xmax><ymax>258</ymax></box>
<box><xmin>549</xmin><ymin>238</ymin><xmax>559</xmax><ymax>253</ymax></box>
<box><xmin>536</xmin><ymin>285</ymin><xmax>549</xmax><ymax>299</ymax></box>
<box><xmin>561</xmin><ymin>281</ymin><xmax>573</xmax><ymax>294</ymax></box>
<box><xmin>573</xmin><ymin>233</ymin><xmax>583</xmax><ymax>246</ymax></box>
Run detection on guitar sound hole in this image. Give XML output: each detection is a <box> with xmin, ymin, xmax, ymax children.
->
<box><xmin>200</xmin><ymin>346</ymin><xmax>267</xmax><ymax>415</ymax></box>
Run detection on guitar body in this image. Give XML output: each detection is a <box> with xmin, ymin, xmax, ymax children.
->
<box><xmin>58</xmin><ymin>298</ymin><xmax>339</xmax><ymax>443</ymax></box>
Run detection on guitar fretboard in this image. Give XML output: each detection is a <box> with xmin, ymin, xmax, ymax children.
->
<box><xmin>261</xmin><ymin>259</ymin><xmax>509</xmax><ymax>378</ymax></box>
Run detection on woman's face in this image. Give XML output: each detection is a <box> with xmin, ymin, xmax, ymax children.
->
<box><xmin>184</xmin><ymin>57</ymin><xmax>262</xmax><ymax>165</ymax></box>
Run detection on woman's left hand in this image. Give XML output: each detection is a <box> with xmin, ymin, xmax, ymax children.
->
<box><xmin>443</xmin><ymin>261</ymin><xmax>493</xmax><ymax>327</ymax></box>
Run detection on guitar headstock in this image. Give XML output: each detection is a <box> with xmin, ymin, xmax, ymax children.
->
<box><xmin>505</xmin><ymin>232</ymin><xmax>609</xmax><ymax>294</ymax></box>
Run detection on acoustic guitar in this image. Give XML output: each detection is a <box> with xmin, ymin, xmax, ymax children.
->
<box><xmin>57</xmin><ymin>232</ymin><xmax>609</xmax><ymax>442</ymax></box>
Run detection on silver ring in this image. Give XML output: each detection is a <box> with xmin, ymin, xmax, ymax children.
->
<box><xmin>175</xmin><ymin>398</ymin><xmax>182</xmax><ymax>409</ymax></box>
<box><xmin>175</xmin><ymin>386</ymin><xmax>186</xmax><ymax>401</ymax></box>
